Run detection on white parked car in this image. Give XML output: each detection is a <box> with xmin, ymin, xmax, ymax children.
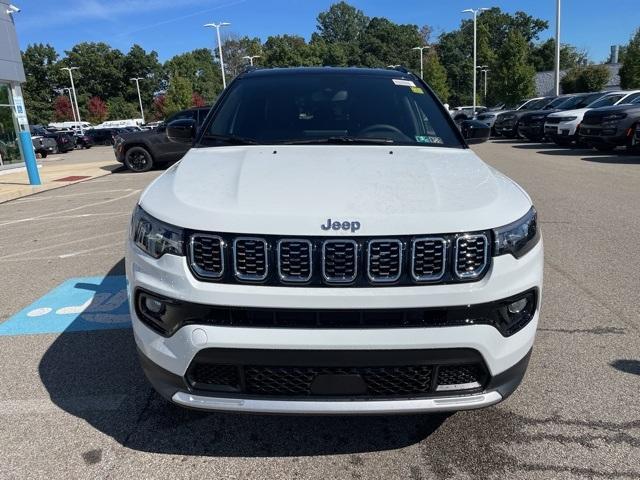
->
<box><xmin>544</xmin><ymin>90</ymin><xmax>640</xmax><ymax>146</ymax></box>
<box><xmin>126</xmin><ymin>67</ymin><xmax>543</xmax><ymax>414</ymax></box>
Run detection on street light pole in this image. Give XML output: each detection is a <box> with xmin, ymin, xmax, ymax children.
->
<box><xmin>411</xmin><ymin>46</ymin><xmax>430</xmax><ymax>79</ymax></box>
<box><xmin>60</xmin><ymin>67</ymin><xmax>82</xmax><ymax>132</ymax></box>
<box><xmin>477</xmin><ymin>65</ymin><xmax>488</xmax><ymax>104</ymax></box>
<box><xmin>63</xmin><ymin>87</ymin><xmax>77</xmax><ymax>123</ymax></box>
<box><xmin>242</xmin><ymin>55</ymin><xmax>261</xmax><ymax>66</ymax></box>
<box><xmin>130</xmin><ymin>77</ymin><xmax>145</xmax><ymax>124</ymax></box>
<box><xmin>554</xmin><ymin>0</ymin><xmax>561</xmax><ymax>95</ymax></box>
<box><xmin>204</xmin><ymin>22</ymin><xmax>231</xmax><ymax>89</ymax></box>
<box><xmin>462</xmin><ymin>8</ymin><xmax>489</xmax><ymax>116</ymax></box>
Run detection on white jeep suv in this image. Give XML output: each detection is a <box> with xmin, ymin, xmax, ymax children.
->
<box><xmin>127</xmin><ymin>67</ymin><xmax>543</xmax><ymax>414</ymax></box>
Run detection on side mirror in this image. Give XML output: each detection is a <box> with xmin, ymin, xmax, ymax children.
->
<box><xmin>166</xmin><ymin>119</ymin><xmax>196</xmax><ymax>143</ymax></box>
<box><xmin>460</xmin><ymin>120</ymin><xmax>491</xmax><ymax>144</ymax></box>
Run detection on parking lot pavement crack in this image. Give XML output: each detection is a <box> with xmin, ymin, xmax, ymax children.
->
<box><xmin>545</xmin><ymin>258</ymin><xmax>640</xmax><ymax>332</ymax></box>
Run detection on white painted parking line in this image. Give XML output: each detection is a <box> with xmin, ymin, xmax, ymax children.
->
<box><xmin>0</xmin><ymin>190</ymin><xmax>140</xmax><ymax>227</ymax></box>
<box><xmin>0</xmin><ymin>231</ymin><xmax>126</xmax><ymax>260</ymax></box>
<box><xmin>58</xmin><ymin>244</ymin><xmax>115</xmax><ymax>259</ymax></box>
<box><xmin>0</xmin><ymin>395</ymin><xmax>127</xmax><ymax>415</ymax></box>
<box><xmin>7</xmin><ymin>189</ymin><xmax>136</xmax><ymax>204</ymax></box>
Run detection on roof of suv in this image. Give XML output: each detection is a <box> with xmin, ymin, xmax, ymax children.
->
<box><xmin>241</xmin><ymin>67</ymin><xmax>414</xmax><ymax>79</ymax></box>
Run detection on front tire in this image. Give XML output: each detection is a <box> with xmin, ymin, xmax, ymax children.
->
<box><xmin>124</xmin><ymin>146</ymin><xmax>154</xmax><ymax>172</ymax></box>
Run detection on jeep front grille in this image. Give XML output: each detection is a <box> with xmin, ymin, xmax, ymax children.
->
<box><xmin>187</xmin><ymin>232</ymin><xmax>491</xmax><ymax>286</ymax></box>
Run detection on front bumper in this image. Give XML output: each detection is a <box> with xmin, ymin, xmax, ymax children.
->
<box><xmin>518</xmin><ymin>122</ymin><xmax>545</xmax><ymax>139</ymax></box>
<box><xmin>127</xmin><ymin>240</ymin><xmax>543</xmax><ymax>413</ymax></box>
<box><xmin>579</xmin><ymin>124</ymin><xmax>633</xmax><ymax>146</ymax></box>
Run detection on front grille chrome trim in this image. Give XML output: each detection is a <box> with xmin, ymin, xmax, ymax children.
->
<box><xmin>366</xmin><ymin>239</ymin><xmax>403</xmax><ymax>283</ymax></box>
<box><xmin>189</xmin><ymin>234</ymin><xmax>225</xmax><ymax>279</ymax></box>
<box><xmin>454</xmin><ymin>234</ymin><xmax>489</xmax><ymax>279</ymax></box>
<box><xmin>411</xmin><ymin>237</ymin><xmax>447</xmax><ymax>282</ymax></box>
<box><xmin>233</xmin><ymin>237</ymin><xmax>269</xmax><ymax>282</ymax></box>
<box><xmin>277</xmin><ymin>239</ymin><xmax>313</xmax><ymax>283</ymax></box>
<box><xmin>321</xmin><ymin>239</ymin><xmax>358</xmax><ymax>284</ymax></box>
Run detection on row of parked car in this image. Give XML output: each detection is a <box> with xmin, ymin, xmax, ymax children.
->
<box><xmin>30</xmin><ymin>125</ymin><xmax>146</xmax><ymax>158</ymax></box>
<box><xmin>473</xmin><ymin>89</ymin><xmax>640</xmax><ymax>153</ymax></box>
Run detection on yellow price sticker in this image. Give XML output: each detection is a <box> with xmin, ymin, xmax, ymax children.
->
<box><xmin>411</xmin><ymin>86</ymin><xmax>424</xmax><ymax>94</ymax></box>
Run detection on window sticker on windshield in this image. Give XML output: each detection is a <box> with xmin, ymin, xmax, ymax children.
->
<box><xmin>392</xmin><ymin>79</ymin><xmax>416</xmax><ymax>87</ymax></box>
<box><xmin>416</xmin><ymin>135</ymin><xmax>444</xmax><ymax>144</ymax></box>
<box><xmin>411</xmin><ymin>86</ymin><xmax>424</xmax><ymax>94</ymax></box>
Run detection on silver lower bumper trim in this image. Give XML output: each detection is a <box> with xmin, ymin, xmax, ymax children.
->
<box><xmin>171</xmin><ymin>391</ymin><xmax>503</xmax><ymax>415</ymax></box>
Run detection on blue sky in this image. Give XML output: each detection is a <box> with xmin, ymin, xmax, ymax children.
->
<box><xmin>12</xmin><ymin>0</ymin><xmax>639</xmax><ymax>63</ymax></box>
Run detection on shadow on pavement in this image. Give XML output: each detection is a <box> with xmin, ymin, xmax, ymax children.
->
<box><xmin>610</xmin><ymin>359</ymin><xmax>640</xmax><ymax>376</ymax></box>
<box><xmin>39</xmin><ymin>259</ymin><xmax>450</xmax><ymax>457</ymax></box>
<box><xmin>581</xmin><ymin>154</ymin><xmax>640</xmax><ymax>165</ymax></box>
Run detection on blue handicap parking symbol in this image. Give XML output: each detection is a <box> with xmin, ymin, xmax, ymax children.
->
<box><xmin>0</xmin><ymin>276</ymin><xmax>131</xmax><ymax>336</ymax></box>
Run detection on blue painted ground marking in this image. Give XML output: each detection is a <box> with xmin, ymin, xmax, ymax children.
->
<box><xmin>0</xmin><ymin>276</ymin><xmax>131</xmax><ymax>336</ymax></box>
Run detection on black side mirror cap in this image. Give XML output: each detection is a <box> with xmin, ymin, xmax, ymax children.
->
<box><xmin>460</xmin><ymin>120</ymin><xmax>491</xmax><ymax>144</ymax></box>
<box><xmin>166</xmin><ymin>119</ymin><xmax>196</xmax><ymax>144</ymax></box>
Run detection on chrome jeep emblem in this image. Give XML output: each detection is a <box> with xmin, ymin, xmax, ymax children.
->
<box><xmin>321</xmin><ymin>218</ymin><xmax>361</xmax><ymax>233</ymax></box>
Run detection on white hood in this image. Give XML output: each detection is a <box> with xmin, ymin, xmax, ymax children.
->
<box><xmin>140</xmin><ymin>145</ymin><xmax>532</xmax><ymax>236</ymax></box>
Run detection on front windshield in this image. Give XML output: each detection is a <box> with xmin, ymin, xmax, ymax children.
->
<box><xmin>200</xmin><ymin>73</ymin><xmax>463</xmax><ymax>148</ymax></box>
<box><xmin>588</xmin><ymin>94</ymin><xmax>625</xmax><ymax>108</ymax></box>
<box><xmin>557</xmin><ymin>93</ymin><xmax>603</xmax><ymax>110</ymax></box>
<box><xmin>545</xmin><ymin>96</ymin><xmax>573</xmax><ymax>109</ymax></box>
<box><xmin>524</xmin><ymin>98</ymin><xmax>551</xmax><ymax>110</ymax></box>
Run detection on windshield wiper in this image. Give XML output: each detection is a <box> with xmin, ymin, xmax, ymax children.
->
<box><xmin>204</xmin><ymin>133</ymin><xmax>258</xmax><ymax>145</ymax></box>
<box><xmin>280</xmin><ymin>136</ymin><xmax>394</xmax><ymax>145</ymax></box>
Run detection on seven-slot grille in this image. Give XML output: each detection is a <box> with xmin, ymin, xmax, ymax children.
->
<box><xmin>455</xmin><ymin>235</ymin><xmax>488</xmax><ymax>279</ymax></box>
<box><xmin>188</xmin><ymin>233</ymin><xmax>490</xmax><ymax>285</ymax></box>
<box><xmin>367</xmin><ymin>240</ymin><xmax>402</xmax><ymax>282</ymax></box>
<box><xmin>322</xmin><ymin>240</ymin><xmax>358</xmax><ymax>283</ymax></box>
<box><xmin>233</xmin><ymin>237</ymin><xmax>268</xmax><ymax>281</ymax></box>
<box><xmin>278</xmin><ymin>239</ymin><xmax>312</xmax><ymax>282</ymax></box>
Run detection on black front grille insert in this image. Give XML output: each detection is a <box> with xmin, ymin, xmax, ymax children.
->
<box><xmin>277</xmin><ymin>239</ymin><xmax>312</xmax><ymax>282</ymax></box>
<box><xmin>187</xmin><ymin>232</ymin><xmax>493</xmax><ymax>286</ymax></box>
<box><xmin>411</xmin><ymin>237</ymin><xmax>446</xmax><ymax>282</ymax></box>
<box><xmin>186</xmin><ymin>350</ymin><xmax>489</xmax><ymax>398</ymax></box>
<box><xmin>322</xmin><ymin>240</ymin><xmax>358</xmax><ymax>283</ymax></box>
<box><xmin>367</xmin><ymin>239</ymin><xmax>402</xmax><ymax>283</ymax></box>
<box><xmin>234</xmin><ymin>237</ymin><xmax>268</xmax><ymax>281</ymax></box>
<box><xmin>454</xmin><ymin>234</ymin><xmax>489</xmax><ymax>279</ymax></box>
<box><xmin>189</xmin><ymin>235</ymin><xmax>224</xmax><ymax>278</ymax></box>
<box><xmin>545</xmin><ymin>117</ymin><xmax>561</xmax><ymax>125</ymax></box>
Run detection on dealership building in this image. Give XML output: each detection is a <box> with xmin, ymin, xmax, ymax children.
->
<box><xmin>0</xmin><ymin>0</ymin><xmax>28</xmax><ymax>167</ymax></box>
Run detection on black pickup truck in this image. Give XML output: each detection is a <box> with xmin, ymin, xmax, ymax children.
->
<box><xmin>114</xmin><ymin>107</ymin><xmax>210</xmax><ymax>172</ymax></box>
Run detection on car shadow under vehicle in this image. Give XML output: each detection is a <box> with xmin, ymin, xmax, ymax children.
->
<box><xmin>38</xmin><ymin>260</ymin><xmax>450</xmax><ymax>457</ymax></box>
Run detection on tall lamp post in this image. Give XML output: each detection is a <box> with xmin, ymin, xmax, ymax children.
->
<box><xmin>242</xmin><ymin>55</ymin><xmax>261</xmax><ymax>66</ymax></box>
<box><xmin>130</xmin><ymin>77</ymin><xmax>145</xmax><ymax>124</ymax></box>
<box><xmin>204</xmin><ymin>22</ymin><xmax>231</xmax><ymax>89</ymax></box>
<box><xmin>479</xmin><ymin>67</ymin><xmax>490</xmax><ymax>104</ymax></box>
<box><xmin>60</xmin><ymin>66</ymin><xmax>82</xmax><ymax>132</ymax></box>
<box><xmin>462</xmin><ymin>7</ymin><xmax>489</xmax><ymax>116</ymax></box>
<box><xmin>554</xmin><ymin>0</ymin><xmax>561</xmax><ymax>95</ymax></box>
<box><xmin>411</xmin><ymin>46</ymin><xmax>430</xmax><ymax>79</ymax></box>
<box><xmin>63</xmin><ymin>87</ymin><xmax>77</xmax><ymax>123</ymax></box>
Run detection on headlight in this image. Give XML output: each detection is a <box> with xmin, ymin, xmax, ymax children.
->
<box><xmin>493</xmin><ymin>207</ymin><xmax>539</xmax><ymax>258</ymax></box>
<box><xmin>131</xmin><ymin>205</ymin><xmax>185</xmax><ymax>258</ymax></box>
<box><xmin>602</xmin><ymin>113</ymin><xmax>627</xmax><ymax>121</ymax></box>
<box><xmin>559</xmin><ymin>116</ymin><xmax>578</xmax><ymax>122</ymax></box>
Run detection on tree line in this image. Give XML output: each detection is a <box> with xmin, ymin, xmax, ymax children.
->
<box><xmin>21</xmin><ymin>2</ymin><xmax>640</xmax><ymax>125</ymax></box>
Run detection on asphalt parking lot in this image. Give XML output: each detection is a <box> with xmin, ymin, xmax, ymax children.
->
<box><xmin>0</xmin><ymin>141</ymin><xmax>639</xmax><ymax>479</ymax></box>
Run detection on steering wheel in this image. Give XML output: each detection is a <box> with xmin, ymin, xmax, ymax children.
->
<box><xmin>357</xmin><ymin>124</ymin><xmax>406</xmax><ymax>137</ymax></box>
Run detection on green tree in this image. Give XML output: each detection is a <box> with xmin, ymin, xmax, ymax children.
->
<box><xmin>561</xmin><ymin>65</ymin><xmax>610</xmax><ymax>93</ymax></box>
<box><xmin>163</xmin><ymin>75</ymin><xmax>193</xmax><ymax>117</ymax></box>
<box><xmin>491</xmin><ymin>30</ymin><xmax>535</xmax><ymax>106</ymax></box>
<box><xmin>358</xmin><ymin>18</ymin><xmax>422</xmax><ymax>70</ymax></box>
<box><xmin>107</xmin><ymin>97</ymin><xmax>138</xmax><ymax>120</ymax></box>
<box><xmin>122</xmin><ymin>45</ymin><xmax>163</xmax><ymax>112</ymax></box>
<box><xmin>221</xmin><ymin>35</ymin><xmax>263</xmax><ymax>79</ymax></box>
<box><xmin>21</xmin><ymin>43</ymin><xmax>59</xmax><ymax>124</ymax></box>
<box><xmin>423</xmin><ymin>51</ymin><xmax>449</xmax><ymax>102</ymax></box>
<box><xmin>531</xmin><ymin>39</ymin><xmax>588</xmax><ymax>71</ymax></box>
<box><xmin>263</xmin><ymin>35</ymin><xmax>321</xmax><ymax>67</ymax></box>
<box><xmin>60</xmin><ymin>42</ymin><xmax>126</xmax><ymax>100</ymax></box>
<box><xmin>317</xmin><ymin>2</ymin><xmax>369</xmax><ymax>43</ymax></box>
<box><xmin>620</xmin><ymin>28</ymin><xmax>640</xmax><ymax>89</ymax></box>
<box><xmin>163</xmin><ymin>49</ymin><xmax>222</xmax><ymax>102</ymax></box>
